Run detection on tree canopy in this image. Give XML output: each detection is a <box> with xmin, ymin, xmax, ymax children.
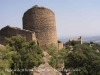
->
<box><xmin>65</xmin><ymin>44</ymin><xmax>100</xmax><ymax>75</ymax></box>
<box><xmin>0</xmin><ymin>34</ymin><xmax>43</xmax><ymax>75</ymax></box>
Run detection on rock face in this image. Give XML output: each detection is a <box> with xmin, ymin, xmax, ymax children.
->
<box><xmin>30</xmin><ymin>57</ymin><xmax>62</xmax><ymax>75</ymax></box>
<box><xmin>31</xmin><ymin>62</ymin><xmax>62</xmax><ymax>75</ymax></box>
<box><xmin>23</xmin><ymin>5</ymin><xmax>58</xmax><ymax>49</ymax></box>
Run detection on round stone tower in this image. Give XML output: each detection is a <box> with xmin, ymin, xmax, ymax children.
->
<box><xmin>23</xmin><ymin>5</ymin><xmax>58</xmax><ymax>49</ymax></box>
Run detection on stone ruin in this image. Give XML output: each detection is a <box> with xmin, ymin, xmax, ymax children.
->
<box><xmin>0</xmin><ymin>5</ymin><xmax>63</xmax><ymax>50</ymax></box>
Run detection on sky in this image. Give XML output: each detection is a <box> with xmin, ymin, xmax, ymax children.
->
<box><xmin>0</xmin><ymin>0</ymin><xmax>100</xmax><ymax>39</ymax></box>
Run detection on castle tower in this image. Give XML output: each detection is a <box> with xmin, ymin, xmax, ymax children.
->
<box><xmin>80</xmin><ymin>36</ymin><xmax>82</xmax><ymax>44</ymax></box>
<box><xmin>23</xmin><ymin>5</ymin><xmax>58</xmax><ymax>49</ymax></box>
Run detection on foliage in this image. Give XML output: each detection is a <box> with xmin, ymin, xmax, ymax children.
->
<box><xmin>58</xmin><ymin>40</ymin><xmax>62</xmax><ymax>43</ymax></box>
<box><xmin>91</xmin><ymin>43</ymin><xmax>100</xmax><ymax>51</ymax></box>
<box><xmin>49</xmin><ymin>57</ymin><xmax>56</xmax><ymax>68</ymax></box>
<box><xmin>1</xmin><ymin>34</ymin><xmax>100</xmax><ymax>75</ymax></box>
<box><xmin>83</xmin><ymin>42</ymin><xmax>90</xmax><ymax>46</ymax></box>
<box><xmin>0</xmin><ymin>46</ymin><xmax>12</xmax><ymax>75</ymax></box>
<box><xmin>48</xmin><ymin>43</ymin><xmax>57</xmax><ymax>56</ymax></box>
<box><xmin>32</xmin><ymin>5</ymin><xmax>38</xmax><ymax>8</ymax></box>
<box><xmin>84</xmin><ymin>42</ymin><xmax>100</xmax><ymax>51</ymax></box>
<box><xmin>5</xmin><ymin>34</ymin><xmax>43</xmax><ymax>75</ymax></box>
<box><xmin>71</xmin><ymin>40</ymin><xmax>79</xmax><ymax>46</ymax></box>
<box><xmin>90</xmin><ymin>41</ymin><xmax>94</xmax><ymax>44</ymax></box>
<box><xmin>48</xmin><ymin>43</ymin><xmax>69</xmax><ymax>68</ymax></box>
<box><xmin>65</xmin><ymin>45</ymin><xmax>71</xmax><ymax>50</ymax></box>
<box><xmin>64</xmin><ymin>44</ymin><xmax>100</xmax><ymax>75</ymax></box>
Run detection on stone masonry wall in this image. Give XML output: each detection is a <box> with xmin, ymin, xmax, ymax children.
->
<box><xmin>58</xmin><ymin>43</ymin><xmax>63</xmax><ymax>50</ymax></box>
<box><xmin>0</xmin><ymin>25</ymin><xmax>37</xmax><ymax>45</ymax></box>
<box><xmin>0</xmin><ymin>35</ymin><xmax>6</xmax><ymax>45</ymax></box>
<box><xmin>23</xmin><ymin>6</ymin><xmax>58</xmax><ymax>49</ymax></box>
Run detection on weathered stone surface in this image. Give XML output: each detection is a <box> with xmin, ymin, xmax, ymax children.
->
<box><xmin>58</xmin><ymin>43</ymin><xmax>63</xmax><ymax>50</ymax></box>
<box><xmin>0</xmin><ymin>25</ymin><xmax>37</xmax><ymax>45</ymax></box>
<box><xmin>23</xmin><ymin>6</ymin><xmax>58</xmax><ymax>50</ymax></box>
<box><xmin>0</xmin><ymin>35</ymin><xmax>6</xmax><ymax>45</ymax></box>
<box><xmin>31</xmin><ymin>62</ymin><xmax>62</xmax><ymax>75</ymax></box>
<box><xmin>0</xmin><ymin>6</ymin><xmax>59</xmax><ymax>50</ymax></box>
<box><xmin>68</xmin><ymin>36</ymin><xmax>82</xmax><ymax>45</ymax></box>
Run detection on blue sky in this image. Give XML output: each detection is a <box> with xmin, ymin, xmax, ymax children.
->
<box><xmin>0</xmin><ymin>0</ymin><xmax>100</xmax><ymax>38</ymax></box>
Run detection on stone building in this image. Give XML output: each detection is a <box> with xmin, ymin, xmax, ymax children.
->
<box><xmin>0</xmin><ymin>5</ymin><xmax>63</xmax><ymax>50</ymax></box>
<box><xmin>68</xmin><ymin>36</ymin><xmax>82</xmax><ymax>45</ymax></box>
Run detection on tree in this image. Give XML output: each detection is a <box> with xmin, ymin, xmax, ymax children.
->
<box><xmin>58</xmin><ymin>40</ymin><xmax>62</xmax><ymax>43</ymax></box>
<box><xmin>91</xmin><ymin>43</ymin><xmax>100</xmax><ymax>51</ymax></box>
<box><xmin>0</xmin><ymin>46</ymin><xmax>12</xmax><ymax>75</ymax></box>
<box><xmin>90</xmin><ymin>41</ymin><xmax>94</xmax><ymax>44</ymax></box>
<box><xmin>64</xmin><ymin>44</ymin><xmax>100</xmax><ymax>75</ymax></box>
<box><xmin>48</xmin><ymin>43</ymin><xmax>69</xmax><ymax>69</ymax></box>
<box><xmin>6</xmin><ymin>34</ymin><xmax>43</xmax><ymax>75</ymax></box>
<box><xmin>71</xmin><ymin>40</ymin><xmax>79</xmax><ymax>46</ymax></box>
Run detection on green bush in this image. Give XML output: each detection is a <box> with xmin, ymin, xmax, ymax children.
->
<box><xmin>65</xmin><ymin>44</ymin><xmax>100</xmax><ymax>75</ymax></box>
<box><xmin>48</xmin><ymin>43</ymin><xmax>69</xmax><ymax>69</ymax></box>
<box><xmin>71</xmin><ymin>40</ymin><xmax>79</xmax><ymax>46</ymax></box>
<box><xmin>6</xmin><ymin>34</ymin><xmax>43</xmax><ymax>75</ymax></box>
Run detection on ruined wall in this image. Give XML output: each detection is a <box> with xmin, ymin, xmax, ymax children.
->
<box><xmin>23</xmin><ymin>6</ymin><xmax>58</xmax><ymax>49</ymax></box>
<box><xmin>80</xmin><ymin>36</ymin><xmax>82</xmax><ymax>44</ymax></box>
<box><xmin>0</xmin><ymin>35</ymin><xmax>6</xmax><ymax>45</ymax></box>
<box><xmin>58</xmin><ymin>43</ymin><xmax>63</xmax><ymax>50</ymax></box>
<box><xmin>68</xmin><ymin>36</ymin><xmax>83</xmax><ymax>45</ymax></box>
<box><xmin>0</xmin><ymin>26</ymin><xmax>37</xmax><ymax>45</ymax></box>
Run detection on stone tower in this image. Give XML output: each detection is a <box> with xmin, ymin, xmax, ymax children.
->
<box><xmin>23</xmin><ymin>5</ymin><xmax>58</xmax><ymax>49</ymax></box>
<box><xmin>80</xmin><ymin>36</ymin><xmax>82</xmax><ymax>44</ymax></box>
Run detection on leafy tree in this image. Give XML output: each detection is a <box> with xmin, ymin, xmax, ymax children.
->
<box><xmin>48</xmin><ymin>43</ymin><xmax>69</xmax><ymax>69</ymax></box>
<box><xmin>71</xmin><ymin>40</ymin><xmax>79</xmax><ymax>46</ymax></box>
<box><xmin>92</xmin><ymin>43</ymin><xmax>100</xmax><ymax>51</ymax></box>
<box><xmin>65</xmin><ymin>45</ymin><xmax>71</xmax><ymax>50</ymax></box>
<box><xmin>90</xmin><ymin>41</ymin><xmax>94</xmax><ymax>44</ymax></box>
<box><xmin>83</xmin><ymin>42</ymin><xmax>90</xmax><ymax>46</ymax></box>
<box><xmin>6</xmin><ymin>34</ymin><xmax>43</xmax><ymax>75</ymax></box>
<box><xmin>49</xmin><ymin>57</ymin><xmax>56</xmax><ymax>68</ymax></box>
<box><xmin>64</xmin><ymin>44</ymin><xmax>100</xmax><ymax>75</ymax></box>
<box><xmin>0</xmin><ymin>46</ymin><xmax>13</xmax><ymax>75</ymax></box>
<box><xmin>58</xmin><ymin>40</ymin><xmax>62</xmax><ymax>43</ymax></box>
<box><xmin>48</xmin><ymin>43</ymin><xmax>57</xmax><ymax>56</ymax></box>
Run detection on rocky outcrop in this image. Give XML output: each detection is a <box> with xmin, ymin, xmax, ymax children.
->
<box><xmin>31</xmin><ymin>62</ymin><xmax>62</xmax><ymax>75</ymax></box>
<box><xmin>30</xmin><ymin>54</ymin><xmax>62</xmax><ymax>75</ymax></box>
